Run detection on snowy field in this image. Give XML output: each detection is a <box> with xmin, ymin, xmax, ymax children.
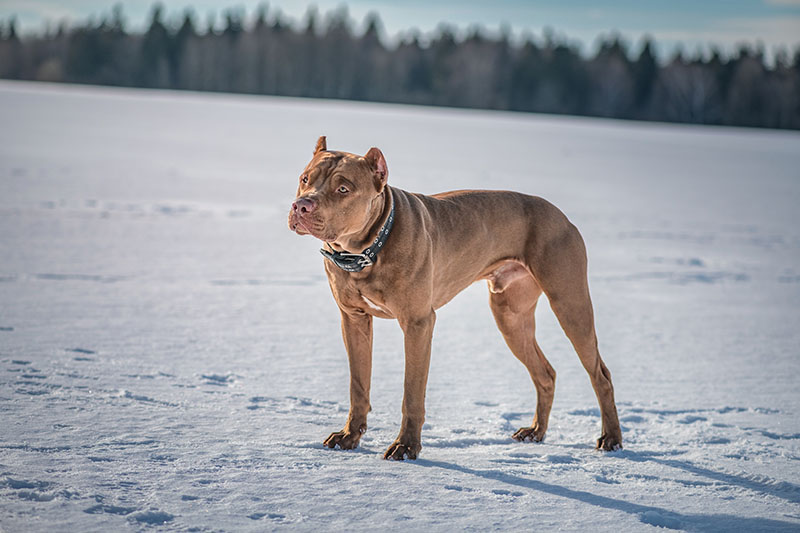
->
<box><xmin>1</xmin><ymin>80</ymin><xmax>799</xmax><ymax>532</ymax></box>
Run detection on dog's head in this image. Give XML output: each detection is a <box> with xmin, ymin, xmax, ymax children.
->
<box><xmin>288</xmin><ymin>136</ymin><xmax>388</xmax><ymax>243</ymax></box>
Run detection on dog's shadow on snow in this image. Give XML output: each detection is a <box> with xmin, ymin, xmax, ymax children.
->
<box><xmin>616</xmin><ymin>448</ymin><xmax>800</xmax><ymax>504</ymax></box>
<box><xmin>411</xmin><ymin>452</ymin><xmax>800</xmax><ymax>532</ymax></box>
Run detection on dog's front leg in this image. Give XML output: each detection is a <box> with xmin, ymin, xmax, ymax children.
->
<box><xmin>384</xmin><ymin>311</ymin><xmax>436</xmax><ymax>460</ymax></box>
<box><xmin>324</xmin><ymin>310</ymin><xmax>373</xmax><ymax>450</ymax></box>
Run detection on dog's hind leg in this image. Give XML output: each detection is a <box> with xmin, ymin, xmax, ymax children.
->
<box><xmin>488</xmin><ymin>264</ymin><xmax>556</xmax><ymax>443</ymax></box>
<box><xmin>529</xmin><ymin>226</ymin><xmax>623</xmax><ymax>450</ymax></box>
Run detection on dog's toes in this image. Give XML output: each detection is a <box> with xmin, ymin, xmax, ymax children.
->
<box><xmin>323</xmin><ymin>430</ymin><xmax>359</xmax><ymax>450</ymax></box>
<box><xmin>383</xmin><ymin>441</ymin><xmax>419</xmax><ymax>460</ymax></box>
<box><xmin>596</xmin><ymin>433</ymin><xmax>623</xmax><ymax>451</ymax></box>
<box><xmin>512</xmin><ymin>426</ymin><xmax>545</xmax><ymax>443</ymax></box>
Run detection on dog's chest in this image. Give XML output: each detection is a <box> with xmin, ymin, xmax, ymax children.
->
<box><xmin>359</xmin><ymin>293</ymin><xmax>388</xmax><ymax>313</ymax></box>
<box><xmin>326</xmin><ymin>267</ymin><xmax>393</xmax><ymax>317</ymax></box>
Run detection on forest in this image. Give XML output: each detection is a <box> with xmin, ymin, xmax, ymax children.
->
<box><xmin>1</xmin><ymin>3</ymin><xmax>798</xmax><ymax>129</ymax></box>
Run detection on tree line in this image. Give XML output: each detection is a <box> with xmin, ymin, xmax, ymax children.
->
<box><xmin>1</xmin><ymin>3</ymin><xmax>798</xmax><ymax>129</ymax></box>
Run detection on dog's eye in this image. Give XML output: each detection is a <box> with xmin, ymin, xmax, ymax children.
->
<box><xmin>338</xmin><ymin>185</ymin><xmax>349</xmax><ymax>194</ymax></box>
<box><xmin>301</xmin><ymin>175</ymin><xmax>309</xmax><ymax>184</ymax></box>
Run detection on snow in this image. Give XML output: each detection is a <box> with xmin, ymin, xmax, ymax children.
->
<box><xmin>1</xmin><ymin>80</ymin><xmax>799</xmax><ymax>531</ymax></box>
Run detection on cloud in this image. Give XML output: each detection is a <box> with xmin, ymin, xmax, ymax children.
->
<box><xmin>614</xmin><ymin>15</ymin><xmax>800</xmax><ymax>52</ymax></box>
<box><xmin>706</xmin><ymin>15</ymin><xmax>800</xmax><ymax>48</ymax></box>
<box><xmin>0</xmin><ymin>0</ymin><xmax>80</xmax><ymax>21</ymax></box>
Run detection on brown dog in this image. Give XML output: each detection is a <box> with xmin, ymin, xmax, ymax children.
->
<box><xmin>288</xmin><ymin>136</ymin><xmax>622</xmax><ymax>460</ymax></box>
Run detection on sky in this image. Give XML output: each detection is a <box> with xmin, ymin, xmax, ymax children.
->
<box><xmin>1</xmin><ymin>0</ymin><xmax>799</xmax><ymax>59</ymax></box>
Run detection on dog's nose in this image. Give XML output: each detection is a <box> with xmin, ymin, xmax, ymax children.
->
<box><xmin>292</xmin><ymin>197</ymin><xmax>317</xmax><ymax>214</ymax></box>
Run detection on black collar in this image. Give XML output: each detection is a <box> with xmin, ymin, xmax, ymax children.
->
<box><xmin>320</xmin><ymin>190</ymin><xmax>395</xmax><ymax>272</ymax></box>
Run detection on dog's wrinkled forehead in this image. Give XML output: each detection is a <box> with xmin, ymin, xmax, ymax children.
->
<box><xmin>306</xmin><ymin>151</ymin><xmax>364</xmax><ymax>183</ymax></box>
<box><xmin>306</xmin><ymin>152</ymin><xmax>341</xmax><ymax>176</ymax></box>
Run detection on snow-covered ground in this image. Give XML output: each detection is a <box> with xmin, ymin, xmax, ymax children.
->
<box><xmin>1</xmin><ymin>80</ymin><xmax>799</xmax><ymax>532</ymax></box>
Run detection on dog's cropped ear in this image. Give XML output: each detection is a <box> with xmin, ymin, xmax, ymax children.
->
<box><xmin>314</xmin><ymin>136</ymin><xmax>327</xmax><ymax>155</ymax></box>
<box><xmin>364</xmin><ymin>147</ymin><xmax>388</xmax><ymax>191</ymax></box>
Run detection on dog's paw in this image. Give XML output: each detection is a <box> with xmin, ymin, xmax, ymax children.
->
<box><xmin>511</xmin><ymin>426</ymin><xmax>546</xmax><ymax>443</ymax></box>
<box><xmin>383</xmin><ymin>440</ymin><xmax>421</xmax><ymax>461</ymax></box>
<box><xmin>323</xmin><ymin>430</ymin><xmax>361</xmax><ymax>450</ymax></box>
<box><xmin>596</xmin><ymin>433</ymin><xmax>623</xmax><ymax>451</ymax></box>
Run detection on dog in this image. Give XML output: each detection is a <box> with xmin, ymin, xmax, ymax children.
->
<box><xmin>288</xmin><ymin>136</ymin><xmax>622</xmax><ymax>460</ymax></box>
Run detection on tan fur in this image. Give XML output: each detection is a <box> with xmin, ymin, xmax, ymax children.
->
<box><xmin>288</xmin><ymin>136</ymin><xmax>623</xmax><ymax>460</ymax></box>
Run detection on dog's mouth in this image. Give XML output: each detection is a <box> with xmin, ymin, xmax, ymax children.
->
<box><xmin>289</xmin><ymin>215</ymin><xmax>310</xmax><ymax>235</ymax></box>
<box><xmin>289</xmin><ymin>212</ymin><xmax>333</xmax><ymax>241</ymax></box>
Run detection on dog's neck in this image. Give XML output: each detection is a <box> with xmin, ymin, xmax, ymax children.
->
<box><xmin>328</xmin><ymin>186</ymin><xmax>391</xmax><ymax>254</ymax></box>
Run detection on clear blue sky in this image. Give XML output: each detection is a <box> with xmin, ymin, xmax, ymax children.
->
<box><xmin>2</xmin><ymin>0</ymin><xmax>799</xmax><ymax>58</ymax></box>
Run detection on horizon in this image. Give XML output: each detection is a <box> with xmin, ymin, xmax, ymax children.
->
<box><xmin>2</xmin><ymin>1</ymin><xmax>800</xmax><ymax>62</ymax></box>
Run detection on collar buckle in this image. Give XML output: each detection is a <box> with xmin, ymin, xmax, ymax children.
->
<box><xmin>321</xmin><ymin>189</ymin><xmax>394</xmax><ymax>273</ymax></box>
<box><xmin>339</xmin><ymin>252</ymin><xmax>373</xmax><ymax>268</ymax></box>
